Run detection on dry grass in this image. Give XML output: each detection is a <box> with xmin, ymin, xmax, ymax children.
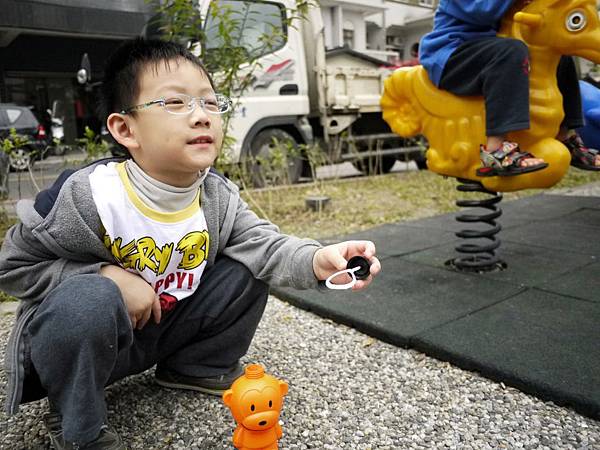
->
<box><xmin>241</xmin><ymin>169</ymin><xmax>599</xmax><ymax>240</ymax></box>
<box><xmin>0</xmin><ymin>168</ymin><xmax>597</xmax><ymax>301</ymax></box>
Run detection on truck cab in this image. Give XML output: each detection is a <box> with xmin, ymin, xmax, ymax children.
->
<box><xmin>197</xmin><ymin>0</ymin><xmax>424</xmax><ymax>185</ymax></box>
<box><xmin>200</xmin><ymin>0</ymin><xmax>312</xmax><ymax>185</ymax></box>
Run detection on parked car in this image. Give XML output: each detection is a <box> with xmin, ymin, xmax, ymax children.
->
<box><xmin>0</xmin><ymin>103</ymin><xmax>50</xmax><ymax>170</ymax></box>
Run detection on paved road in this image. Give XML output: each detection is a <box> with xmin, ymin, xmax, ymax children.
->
<box><xmin>6</xmin><ymin>152</ymin><xmax>89</xmax><ymax>201</ymax></box>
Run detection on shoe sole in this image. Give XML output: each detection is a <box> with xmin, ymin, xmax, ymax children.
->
<box><xmin>571</xmin><ymin>161</ymin><xmax>600</xmax><ymax>171</ymax></box>
<box><xmin>154</xmin><ymin>378</ymin><xmax>226</xmax><ymax>397</ymax></box>
<box><xmin>476</xmin><ymin>162</ymin><xmax>549</xmax><ymax>177</ymax></box>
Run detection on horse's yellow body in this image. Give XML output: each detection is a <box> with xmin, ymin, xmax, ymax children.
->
<box><xmin>381</xmin><ymin>0</ymin><xmax>600</xmax><ymax>192</ymax></box>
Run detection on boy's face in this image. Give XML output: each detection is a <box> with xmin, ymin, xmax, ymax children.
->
<box><xmin>118</xmin><ymin>59</ymin><xmax>223</xmax><ymax>187</ymax></box>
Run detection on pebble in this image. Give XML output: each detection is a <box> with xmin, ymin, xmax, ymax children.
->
<box><xmin>0</xmin><ymin>296</ymin><xmax>598</xmax><ymax>449</ymax></box>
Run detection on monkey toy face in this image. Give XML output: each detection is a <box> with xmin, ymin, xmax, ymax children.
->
<box><xmin>223</xmin><ymin>364</ymin><xmax>288</xmax><ymax>432</ymax></box>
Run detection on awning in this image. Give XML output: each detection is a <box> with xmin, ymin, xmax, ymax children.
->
<box><xmin>0</xmin><ymin>0</ymin><xmax>152</xmax><ymax>39</ymax></box>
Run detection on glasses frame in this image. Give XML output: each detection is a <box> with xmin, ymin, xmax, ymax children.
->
<box><xmin>120</xmin><ymin>93</ymin><xmax>232</xmax><ymax>115</ymax></box>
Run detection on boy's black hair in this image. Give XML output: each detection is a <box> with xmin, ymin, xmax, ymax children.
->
<box><xmin>99</xmin><ymin>37</ymin><xmax>214</xmax><ymax>124</ymax></box>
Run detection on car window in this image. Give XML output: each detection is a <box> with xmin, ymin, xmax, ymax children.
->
<box><xmin>6</xmin><ymin>108</ymin><xmax>22</xmax><ymax>124</ymax></box>
<box><xmin>6</xmin><ymin>108</ymin><xmax>38</xmax><ymax>128</ymax></box>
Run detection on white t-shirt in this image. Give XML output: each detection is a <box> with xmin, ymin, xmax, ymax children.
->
<box><xmin>89</xmin><ymin>162</ymin><xmax>209</xmax><ymax>311</ymax></box>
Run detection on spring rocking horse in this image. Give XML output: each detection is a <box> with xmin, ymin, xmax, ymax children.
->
<box><xmin>381</xmin><ymin>0</ymin><xmax>600</xmax><ymax>270</ymax></box>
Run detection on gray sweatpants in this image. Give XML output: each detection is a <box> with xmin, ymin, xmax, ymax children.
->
<box><xmin>26</xmin><ymin>256</ymin><xmax>269</xmax><ymax>445</ymax></box>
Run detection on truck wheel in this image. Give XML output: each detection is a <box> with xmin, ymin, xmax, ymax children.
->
<box><xmin>352</xmin><ymin>155</ymin><xmax>396</xmax><ymax>175</ymax></box>
<box><xmin>413</xmin><ymin>153</ymin><xmax>428</xmax><ymax>170</ymax></box>
<box><xmin>247</xmin><ymin>128</ymin><xmax>303</xmax><ymax>188</ymax></box>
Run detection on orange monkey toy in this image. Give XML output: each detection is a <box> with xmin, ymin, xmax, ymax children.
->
<box><xmin>223</xmin><ymin>364</ymin><xmax>289</xmax><ymax>450</ymax></box>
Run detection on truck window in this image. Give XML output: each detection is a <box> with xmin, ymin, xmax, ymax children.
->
<box><xmin>204</xmin><ymin>0</ymin><xmax>287</xmax><ymax>61</ymax></box>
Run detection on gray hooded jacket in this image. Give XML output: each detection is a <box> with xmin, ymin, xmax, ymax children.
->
<box><xmin>0</xmin><ymin>160</ymin><xmax>321</xmax><ymax>414</ymax></box>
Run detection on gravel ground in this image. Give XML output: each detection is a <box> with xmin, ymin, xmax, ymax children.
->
<box><xmin>0</xmin><ymin>296</ymin><xmax>599</xmax><ymax>450</ymax></box>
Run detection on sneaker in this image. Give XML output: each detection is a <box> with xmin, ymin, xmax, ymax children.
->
<box><xmin>44</xmin><ymin>413</ymin><xmax>125</xmax><ymax>450</ymax></box>
<box><xmin>154</xmin><ymin>363</ymin><xmax>244</xmax><ymax>396</ymax></box>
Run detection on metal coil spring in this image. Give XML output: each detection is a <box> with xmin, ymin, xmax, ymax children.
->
<box><xmin>446</xmin><ymin>178</ymin><xmax>507</xmax><ymax>272</ymax></box>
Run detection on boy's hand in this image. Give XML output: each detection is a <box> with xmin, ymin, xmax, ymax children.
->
<box><xmin>100</xmin><ymin>265</ymin><xmax>162</xmax><ymax>330</ymax></box>
<box><xmin>312</xmin><ymin>240</ymin><xmax>381</xmax><ymax>291</ymax></box>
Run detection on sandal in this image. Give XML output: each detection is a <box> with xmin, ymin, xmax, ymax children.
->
<box><xmin>476</xmin><ymin>142</ymin><xmax>549</xmax><ymax>177</ymax></box>
<box><xmin>563</xmin><ymin>134</ymin><xmax>600</xmax><ymax>171</ymax></box>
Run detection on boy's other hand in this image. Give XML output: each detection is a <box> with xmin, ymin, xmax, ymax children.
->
<box><xmin>312</xmin><ymin>240</ymin><xmax>381</xmax><ymax>291</ymax></box>
<box><xmin>100</xmin><ymin>265</ymin><xmax>162</xmax><ymax>329</ymax></box>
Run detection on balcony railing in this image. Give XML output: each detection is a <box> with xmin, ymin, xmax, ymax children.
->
<box><xmin>386</xmin><ymin>0</ymin><xmax>438</xmax><ymax>8</ymax></box>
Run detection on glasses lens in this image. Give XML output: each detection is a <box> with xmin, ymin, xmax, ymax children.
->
<box><xmin>202</xmin><ymin>94</ymin><xmax>231</xmax><ymax>114</ymax></box>
<box><xmin>203</xmin><ymin>95</ymin><xmax>221</xmax><ymax>114</ymax></box>
<box><xmin>162</xmin><ymin>94</ymin><xmax>231</xmax><ymax>115</ymax></box>
<box><xmin>164</xmin><ymin>94</ymin><xmax>193</xmax><ymax>114</ymax></box>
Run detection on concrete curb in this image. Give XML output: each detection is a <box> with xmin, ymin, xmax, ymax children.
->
<box><xmin>0</xmin><ymin>301</ymin><xmax>18</xmax><ymax>315</ymax></box>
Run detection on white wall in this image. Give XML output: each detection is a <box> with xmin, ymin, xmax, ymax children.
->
<box><xmin>403</xmin><ymin>19</ymin><xmax>433</xmax><ymax>53</ymax></box>
<box><xmin>367</xmin><ymin>1</ymin><xmax>432</xmax><ymax>27</ymax></box>
<box><xmin>319</xmin><ymin>0</ymin><xmax>434</xmax><ymax>61</ymax></box>
<box><xmin>320</xmin><ymin>0</ymin><xmax>387</xmax><ymax>51</ymax></box>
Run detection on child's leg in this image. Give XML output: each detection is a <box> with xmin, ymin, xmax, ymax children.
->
<box><xmin>557</xmin><ymin>56</ymin><xmax>584</xmax><ymax>133</ymax></box>
<box><xmin>102</xmin><ymin>256</ymin><xmax>267</xmax><ymax>394</ymax></box>
<box><xmin>27</xmin><ymin>274</ymin><xmax>132</xmax><ymax>446</ymax></box>
<box><xmin>149</xmin><ymin>256</ymin><xmax>269</xmax><ymax>383</ymax></box>
<box><xmin>439</xmin><ymin>37</ymin><xmax>545</xmax><ymax>171</ymax></box>
<box><xmin>27</xmin><ymin>258</ymin><xmax>268</xmax><ymax>445</ymax></box>
<box><xmin>557</xmin><ymin>55</ymin><xmax>600</xmax><ymax>168</ymax></box>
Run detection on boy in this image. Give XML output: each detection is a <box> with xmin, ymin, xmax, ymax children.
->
<box><xmin>419</xmin><ymin>0</ymin><xmax>600</xmax><ymax>175</ymax></box>
<box><xmin>0</xmin><ymin>38</ymin><xmax>380</xmax><ymax>449</ymax></box>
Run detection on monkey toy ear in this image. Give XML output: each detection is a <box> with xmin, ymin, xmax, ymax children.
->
<box><xmin>279</xmin><ymin>381</ymin><xmax>289</xmax><ymax>397</ymax></box>
<box><xmin>223</xmin><ymin>389</ymin><xmax>233</xmax><ymax>406</ymax></box>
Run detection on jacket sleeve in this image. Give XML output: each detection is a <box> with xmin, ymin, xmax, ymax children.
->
<box><xmin>444</xmin><ymin>0</ymin><xmax>515</xmax><ymax>26</ymax></box>
<box><xmin>221</xmin><ymin>196</ymin><xmax>322</xmax><ymax>290</ymax></box>
<box><xmin>0</xmin><ymin>168</ymin><xmax>112</xmax><ymax>303</ymax></box>
<box><xmin>0</xmin><ymin>222</ymin><xmax>107</xmax><ymax>303</ymax></box>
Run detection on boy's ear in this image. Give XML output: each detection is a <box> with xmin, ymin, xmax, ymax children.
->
<box><xmin>106</xmin><ymin>113</ymin><xmax>140</xmax><ymax>152</ymax></box>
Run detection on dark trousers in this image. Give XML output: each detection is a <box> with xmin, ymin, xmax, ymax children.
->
<box><xmin>26</xmin><ymin>256</ymin><xmax>269</xmax><ymax>445</ymax></box>
<box><xmin>439</xmin><ymin>37</ymin><xmax>584</xmax><ymax>136</ymax></box>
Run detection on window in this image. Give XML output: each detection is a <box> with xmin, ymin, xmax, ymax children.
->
<box><xmin>343</xmin><ymin>29</ymin><xmax>354</xmax><ymax>48</ymax></box>
<box><xmin>6</xmin><ymin>109</ymin><xmax>22</xmax><ymax>124</ymax></box>
<box><xmin>204</xmin><ymin>0</ymin><xmax>287</xmax><ymax>62</ymax></box>
<box><xmin>343</xmin><ymin>20</ymin><xmax>354</xmax><ymax>48</ymax></box>
<box><xmin>5</xmin><ymin>108</ymin><xmax>37</xmax><ymax>128</ymax></box>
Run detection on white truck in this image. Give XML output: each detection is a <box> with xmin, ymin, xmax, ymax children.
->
<box><xmin>199</xmin><ymin>0</ymin><xmax>425</xmax><ymax>183</ymax></box>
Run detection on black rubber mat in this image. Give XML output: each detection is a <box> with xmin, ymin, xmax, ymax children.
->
<box><xmin>272</xmin><ymin>194</ymin><xmax>600</xmax><ymax>419</ymax></box>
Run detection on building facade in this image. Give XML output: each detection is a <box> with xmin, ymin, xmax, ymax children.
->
<box><xmin>319</xmin><ymin>0</ymin><xmax>436</xmax><ymax>65</ymax></box>
<box><xmin>0</xmin><ymin>0</ymin><xmax>152</xmax><ymax>143</ymax></box>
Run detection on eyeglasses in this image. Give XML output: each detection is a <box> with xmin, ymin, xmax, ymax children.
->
<box><xmin>120</xmin><ymin>93</ymin><xmax>232</xmax><ymax>115</ymax></box>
